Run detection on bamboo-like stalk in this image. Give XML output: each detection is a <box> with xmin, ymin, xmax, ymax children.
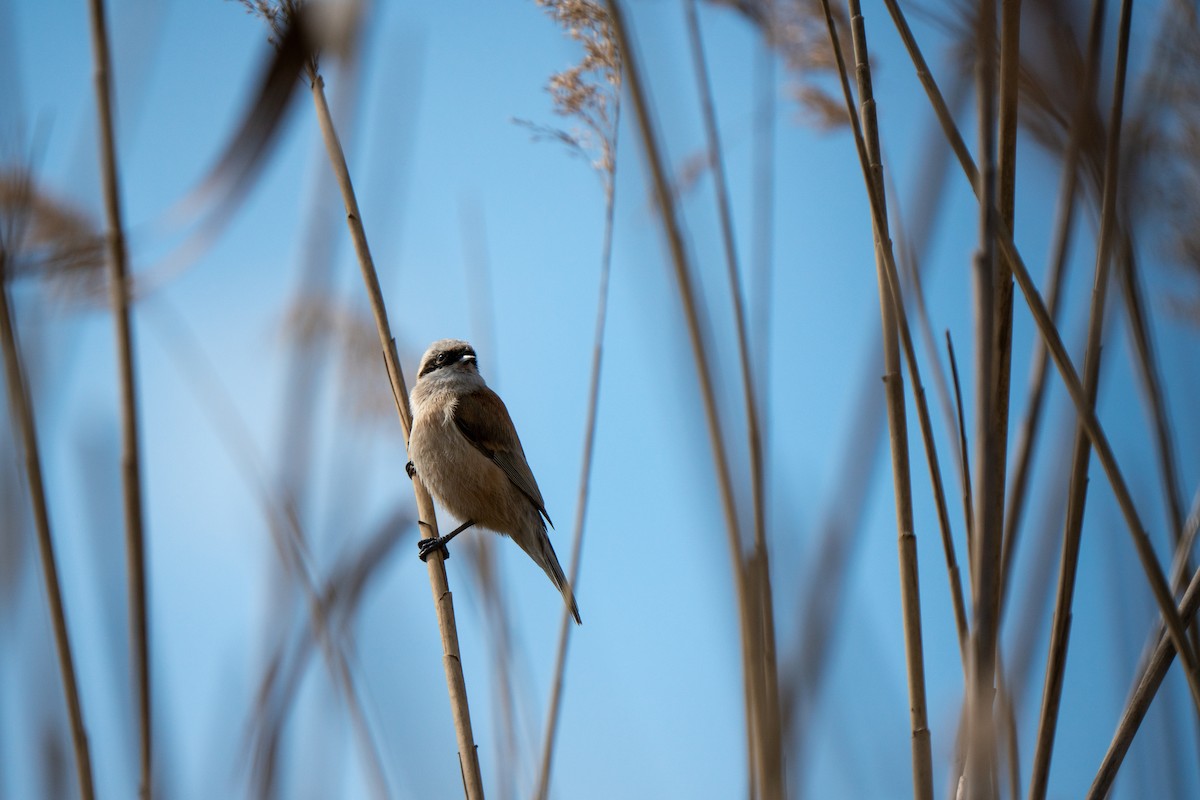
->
<box><xmin>885</xmin><ymin>0</ymin><xmax>1200</xmax><ymax>717</ymax></box>
<box><xmin>605</xmin><ymin>2</ymin><xmax>780</xmax><ymax>795</ymax></box>
<box><xmin>1027</xmin><ymin>3</ymin><xmax>1171</xmax><ymax>796</ymax></box>
<box><xmin>0</xmin><ymin>269</ymin><xmax>95</xmax><ymax>799</ymax></box>
<box><xmin>534</xmin><ymin>99</ymin><xmax>621</xmax><ymax>800</ymax></box>
<box><xmin>821</xmin><ymin>2</ymin><xmax>935</xmax><ymax>796</ymax></box>
<box><xmin>891</xmin><ymin>183</ymin><xmax>973</xmax><ymax>665</ymax></box>
<box><xmin>84</xmin><ymin>0</ymin><xmax>152</xmax><ymax>795</ymax></box>
<box><xmin>309</xmin><ymin>74</ymin><xmax>484</xmax><ymax>799</ymax></box>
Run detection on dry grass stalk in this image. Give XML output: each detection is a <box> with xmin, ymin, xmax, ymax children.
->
<box><xmin>84</xmin><ymin>0</ymin><xmax>152</xmax><ymax>795</ymax></box>
<box><xmin>0</xmin><ymin>179</ymin><xmax>96</xmax><ymax>799</ymax></box>
<box><xmin>844</xmin><ymin>2</ymin><xmax>934</xmax><ymax>794</ymax></box>
<box><xmin>605</xmin><ymin>1</ymin><xmax>783</xmax><ymax>794</ymax></box>
<box><xmin>965</xmin><ymin>0</ymin><xmax>1004</xmax><ymax>793</ymax></box>
<box><xmin>817</xmin><ymin>1</ymin><xmax>936</xmax><ymax>795</ymax></box>
<box><xmin>943</xmin><ymin>332</ymin><xmax>974</xmax><ymax>545</ymax></box>
<box><xmin>683</xmin><ymin>5</ymin><xmax>783</xmax><ymax>787</ymax></box>
<box><xmin>892</xmin><ymin>189</ymin><xmax>971</xmax><ymax>663</ymax></box>
<box><xmin>528</xmin><ymin>2</ymin><xmax>621</xmax><ymax>796</ymax></box>
<box><xmin>882</xmin><ymin>1</ymin><xmax>1200</xmax><ymax>779</ymax></box>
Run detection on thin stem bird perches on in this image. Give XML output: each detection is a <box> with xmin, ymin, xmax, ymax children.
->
<box><xmin>308</xmin><ymin>72</ymin><xmax>486</xmax><ymax>798</ymax></box>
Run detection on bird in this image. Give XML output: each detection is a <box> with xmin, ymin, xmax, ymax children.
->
<box><xmin>407</xmin><ymin>338</ymin><xmax>581</xmax><ymax>624</ymax></box>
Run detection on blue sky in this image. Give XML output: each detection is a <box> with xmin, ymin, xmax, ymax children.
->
<box><xmin>3</xmin><ymin>1</ymin><xmax>1199</xmax><ymax>798</ymax></box>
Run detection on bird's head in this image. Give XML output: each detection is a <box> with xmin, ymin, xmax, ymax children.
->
<box><xmin>416</xmin><ymin>339</ymin><xmax>481</xmax><ymax>384</ymax></box>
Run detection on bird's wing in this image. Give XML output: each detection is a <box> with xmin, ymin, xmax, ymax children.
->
<box><xmin>452</xmin><ymin>387</ymin><xmax>553</xmax><ymax>527</ymax></box>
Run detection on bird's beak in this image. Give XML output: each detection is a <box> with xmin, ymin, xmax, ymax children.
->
<box><xmin>461</xmin><ymin>354</ymin><xmax>476</xmax><ymax>364</ymax></box>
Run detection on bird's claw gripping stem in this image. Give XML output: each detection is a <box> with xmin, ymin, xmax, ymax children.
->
<box><xmin>418</xmin><ymin>534</ymin><xmax>449</xmax><ymax>562</ymax></box>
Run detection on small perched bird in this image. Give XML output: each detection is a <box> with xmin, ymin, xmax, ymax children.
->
<box><xmin>408</xmin><ymin>339</ymin><xmax>581</xmax><ymax>624</ymax></box>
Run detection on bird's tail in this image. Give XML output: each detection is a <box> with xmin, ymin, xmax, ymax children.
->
<box><xmin>532</xmin><ymin>530</ymin><xmax>581</xmax><ymax>625</ymax></box>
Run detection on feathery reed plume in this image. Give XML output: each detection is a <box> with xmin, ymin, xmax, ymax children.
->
<box><xmin>713</xmin><ymin>0</ymin><xmax>855</xmax><ymax>129</ymax></box>
<box><xmin>0</xmin><ymin>175</ymin><xmax>105</xmax><ymax>301</ymax></box>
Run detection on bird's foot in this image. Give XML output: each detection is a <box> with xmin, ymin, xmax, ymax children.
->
<box><xmin>418</xmin><ymin>534</ymin><xmax>449</xmax><ymax>562</ymax></box>
<box><xmin>405</xmin><ymin>461</ymin><xmax>416</xmax><ymax>479</ymax></box>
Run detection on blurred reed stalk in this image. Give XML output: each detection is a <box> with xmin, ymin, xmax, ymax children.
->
<box><xmin>0</xmin><ymin>212</ymin><xmax>96</xmax><ymax>800</ymax></box>
<box><xmin>999</xmin><ymin>0</ymin><xmax>1101</xmax><ymax>604</ymax></box>
<box><xmin>531</xmin><ymin>2</ymin><xmax>622</xmax><ymax>797</ymax></box>
<box><xmin>607</xmin><ymin>0</ymin><xmax>784</xmax><ymax>794</ymax></box>
<box><xmin>84</xmin><ymin>0</ymin><xmax>152</xmax><ymax>795</ymax></box>
<box><xmin>137</xmin><ymin>294</ymin><xmax>390</xmax><ymax>798</ymax></box>
<box><xmin>683</xmin><ymin>5</ymin><xmax>782</xmax><ymax>791</ymax></box>
<box><xmin>304</xmin><ymin>41</ymin><xmax>487</xmax><ymax>800</ymax></box>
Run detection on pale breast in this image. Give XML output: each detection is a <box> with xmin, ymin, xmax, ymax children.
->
<box><xmin>410</xmin><ymin>403</ymin><xmax>536</xmax><ymax>536</ymax></box>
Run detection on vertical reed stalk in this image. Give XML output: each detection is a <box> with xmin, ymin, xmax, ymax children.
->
<box><xmin>84</xmin><ymin>0</ymin><xmax>151</xmax><ymax>795</ymax></box>
<box><xmin>683</xmin><ymin>6</ymin><xmax>782</xmax><ymax>785</ymax></box>
<box><xmin>821</xmin><ymin>1</ymin><xmax>936</xmax><ymax>795</ymax></box>
<box><xmin>966</xmin><ymin>0</ymin><xmax>1002</xmax><ymax>795</ymax></box>
<box><xmin>989</xmin><ymin>0</ymin><xmax>1021</xmax><ymax>593</ymax></box>
<box><xmin>606</xmin><ymin>1</ymin><xmax>781</xmax><ymax>794</ymax></box>
<box><xmin>1000</xmin><ymin>0</ymin><xmax>1104</xmax><ymax>614</ymax></box>
<box><xmin>0</xmin><ymin>261</ymin><xmax>95</xmax><ymax>799</ymax></box>
<box><xmin>309</xmin><ymin>74</ymin><xmax>484</xmax><ymax>799</ymax></box>
<box><xmin>848</xmin><ymin>4</ymin><xmax>933</xmax><ymax>794</ymax></box>
<box><xmin>534</xmin><ymin>97</ymin><xmax>621</xmax><ymax>800</ymax></box>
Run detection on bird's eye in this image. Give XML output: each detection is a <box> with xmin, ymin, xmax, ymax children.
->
<box><xmin>435</xmin><ymin>353</ymin><xmax>446</xmax><ymax>366</ymax></box>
